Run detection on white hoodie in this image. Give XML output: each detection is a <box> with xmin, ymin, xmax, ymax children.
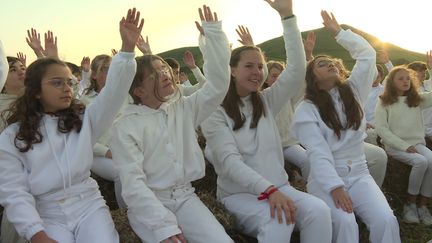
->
<box><xmin>110</xmin><ymin>21</ymin><xmax>230</xmax><ymax>242</ymax></box>
<box><xmin>0</xmin><ymin>52</ymin><xmax>136</xmax><ymax>240</ymax></box>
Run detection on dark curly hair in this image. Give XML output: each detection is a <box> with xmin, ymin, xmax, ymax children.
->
<box><xmin>6</xmin><ymin>58</ymin><xmax>85</xmax><ymax>152</ymax></box>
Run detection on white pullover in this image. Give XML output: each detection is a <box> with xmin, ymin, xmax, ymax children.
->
<box><xmin>0</xmin><ymin>52</ymin><xmax>136</xmax><ymax>240</ymax></box>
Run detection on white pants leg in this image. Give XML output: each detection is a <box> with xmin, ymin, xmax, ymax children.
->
<box><xmin>221</xmin><ymin>184</ymin><xmax>331</xmax><ymax>243</ymax></box>
<box><xmin>309</xmin><ymin>175</ymin><xmax>400</xmax><ymax>243</ymax></box>
<box><xmin>92</xmin><ymin>156</ymin><xmax>126</xmax><ymax>208</ymax></box>
<box><xmin>365</xmin><ymin>128</ymin><xmax>379</xmax><ymax>145</ymax></box>
<box><xmin>364</xmin><ymin>142</ymin><xmax>387</xmax><ymax>187</ymax></box>
<box><xmin>37</xmin><ymin>189</ymin><xmax>119</xmax><ymax>243</ymax></box>
<box><xmin>386</xmin><ymin>144</ymin><xmax>432</xmax><ymax>197</ymax></box>
<box><xmin>128</xmin><ymin>188</ymin><xmax>232</xmax><ymax>243</ymax></box>
<box><xmin>0</xmin><ymin>214</ymin><xmax>27</xmax><ymax>243</ymax></box>
<box><xmin>283</xmin><ymin>145</ymin><xmax>309</xmax><ymax>179</ymax></box>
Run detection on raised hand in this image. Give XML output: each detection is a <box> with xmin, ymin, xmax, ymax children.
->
<box><xmin>303</xmin><ymin>31</ymin><xmax>316</xmax><ymax>61</ymax></box>
<box><xmin>136</xmin><ymin>35</ymin><xmax>152</xmax><ymax>55</ymax></box>
<box><xmin>426</xmin><ymin>50</ymin><xmax>432</xmax><ymax>70</ymax></box>
<box><xmin>321</xmin><ymin>10</ymin><xmax>342</xmax><ymax>36</ymax></box>
<box><xmin>26</xmin><ymin>28</ymin><xmax>44</xmax><ymax>58</ymax></box>
<box><xmin>195</xmin><ymin>5</ymin><xmax>218</xmax><ymax>36</ymax></box>
<box><xmin>16</xmin><ymin>52</ymin><xmax>26</xmax><ymax>66</ymax></box>
<box><xmin>111</xmin><ymin>49</ymin><xmax>118</xmax><ymax>56</ymax></box>
<box><xmin>264</xmin><ymin>0</ymin><xmax>293</xmax><ymax>18</ymax></box>
<box><xmin>183</xmin><ymin>50</ymin><xmax>197</xmax><ymax>69</ymax></box>
<box><xmin>119</xmin><ymin>8</ymin><xmax>144</xmax><ymax>52</ymax></box>
<box><xmin>377</xmin><ymin>49</ymin><xmax>390</xmax><ymax>64</ymax></box>
<box><xmin>331</xmin><ymin>186</ymin><xmax>353</xmax><ymax>213</ymax></box>
<box><xmin>267</xmin><ymin>188</ymin><xmax>297</xmax><ymax>224</ymax></box>
<box><xmin>236</xmin><ymin>25</ymin><xmax>254</xmax><ymax>46</ymax></box>
<box><xmin>81</xmin><ymin>56</ymin><xmax>90</xmax><ymax>72</ymax></box>
<box><xmin>43</xmin><ymin>30</ymin><xmax>58</xmax><ymax>59</ymax></box>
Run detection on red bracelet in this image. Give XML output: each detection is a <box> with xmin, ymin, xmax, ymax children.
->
<box><xmin>257</xmin><ymin>187</ymin><xmax>279</xmax><ymax>200</ymax></box>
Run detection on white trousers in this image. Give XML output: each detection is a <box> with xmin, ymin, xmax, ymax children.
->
<box><xmin>385</xmin><ymin>143</ymin><xmax>432</xmax><ymax>197</ymax></box>
<box><xmin>283</xmin><ymin>144</ymin><xmax>309</xmax><ymax>179</ymax></box>
<box><xmin>91</xmin><ymin>156</ymin><xmax>126</xmax><ymax>208</ymax></box>
<box><xmin>221</xmin><ymin>184</ymin><xmax>332</xmax><ymax>243</ymax></box>
<box><xmin>283</xmin><ymin>143</ymin><xmax>387</xmax><ymax>187</ymax></box>
<box><xmin>364</xmin><ymin>142</ymin><xmax>387</xmax><ymax>187</ymax></box>
<box><xmin>35</xmin><ymin>189</ymin><xmax>118</xmax><ymax>243</ymax></box>
<box><xmin>308</xmin><ymin>172</ymin><xmax>400</xmax><ymax>243</ymax></box>
<box><xmin>128</xmin><ymin>186</ymin><xmax>233</xmax><ymax>243</ymax></box>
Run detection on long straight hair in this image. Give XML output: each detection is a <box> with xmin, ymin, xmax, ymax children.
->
<box><xmin>305</xmin><ymin>56</ymin><xmax>363</xmax><ymax>139</ymax></box>
<box><xmin>221</xmin><ymin>46</ymin><xmax>266</xmax><ymax>130</ymax></box>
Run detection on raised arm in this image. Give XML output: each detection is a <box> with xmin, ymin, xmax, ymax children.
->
<box><xmin>86</xmin><ymin>8</ymin><xmax>141</xmax><ymax>144</ymax></box>
<box><xmin>262</xmin><ymin>0</ymin><xmax>306</xmax><ymax>117</ymax></box>
<box><xmin>43</xmin><ymin>30</ymin><xmax>58</xmax><ymax>59</ymax></box>
<box><xmin>0</xmin><ymin>40</ymin><xmax>7</xmax><ymax>91</ymax></box>
<box><xmin>180</xmin><ymin>50</ymin><xmax>206</xmax><ymax>96</ymax></box>
<box><xmin>184</xmin><ymin>5</ymin><xmax>230</xmax><ymax>127</ymax></box>
<box><xmin>303</xmin><ymin>31</ymin><xmax>316</xmax><ymax>62</ymax></box>
<box><xmin>136</xmin><ymin>35</ymin><xmax>152</xmax><ymax>55</ymax></box>
<box><xmin>236</xmin><ymin>25</ymin><xmax>255</xmax><ymax>46</ymax></box>
<box><xmin>26</xmin><ymin>28</ymin><xmax>44</xmax><ymax>58</ymax></box>
<box><xmin>322</xmin><ymin>11</ymin><xmax>376</xmax><ymax>104</ymax></box>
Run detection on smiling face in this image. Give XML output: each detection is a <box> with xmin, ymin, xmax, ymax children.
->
<box><xmin>38</xmin><ymin>64</ymin><xmax>75</xmax><ymax>113</ymax></box>
<box><xmin>231</xmin><ymin>49</ymin><xmax>265</xmax><ymax>97</ymax></box>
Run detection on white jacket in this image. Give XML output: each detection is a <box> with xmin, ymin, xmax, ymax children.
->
<box><xmin>292</xmin><ymin>29</ymin><xmax>377</xmax><ymax>193</ymax></box>
<box><xmin>202</xmin><ymin>17</ymin><xmax>306</xmax><ymax>199</ymax></box>
<box><xmin>0</xmin><ymin>40</ymin><xmax>7</xmax><ymax>91</ymax></box>
<box><xmin>0</xmin><ymin>52</ymin><xmax>136</xmax><ymax>240</ymax></box>
<box><xmin>110</xmin><ymin>21</ymin><xmax>230</xmax><ymax>243</ymax></box>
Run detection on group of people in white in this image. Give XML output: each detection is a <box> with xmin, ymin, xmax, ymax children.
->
<box><xmin>0</xmin><ymin>0</ymin><xmax>430</xmax><ymax>242</ymax></box>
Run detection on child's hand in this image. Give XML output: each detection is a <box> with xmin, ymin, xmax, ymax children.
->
<box><xmin>195</xmin><ymin>5</ymin><xmax>218</xmax><ymax>36</ymax></box>
<box><xmin>119</xmin><ymin>8</ymin><xmax>144</xmax><ymax>52</ymax></box>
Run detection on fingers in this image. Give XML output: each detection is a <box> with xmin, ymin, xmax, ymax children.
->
<box><xmin>195</xmin><ymin>21</ymin><xmax>204</xmax><ymax>36</ymax></box>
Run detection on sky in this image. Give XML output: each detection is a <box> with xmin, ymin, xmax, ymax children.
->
<box><xmin>1</xmin><ymin>0</ymin><xmax>430</xmax><ymax>65</ymax></box>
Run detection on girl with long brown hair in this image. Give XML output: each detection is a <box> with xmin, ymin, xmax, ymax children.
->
<box><xmin>291</xmin><ymin>11</ymin><xmax>400</xmax><ymax>243</ymax></box>
<box><xmin>0</xmin><ymin>8</ymin><xmax>142</xmax><ymax>243</ymax></box>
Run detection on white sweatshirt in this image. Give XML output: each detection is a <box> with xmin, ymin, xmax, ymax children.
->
<box><xmin>275</xmin><ymin>88</ymin><xmax>304</xmax><ymax>147</ymax></box>
<box><xmin>0</xmin><ymin>52</ymin><xmax>136</xmax><ymax>240</ymax></box>
<box><xmin>291</xmin><ymin>29</ymin><xmax>377</xmax><ymax>193</ymax></box>
<box><xmin>110</xmin><ymin>21</ymin><xmax>230</xmax><ymax>243</ymax></box>
<box><xmin>365</xmin><ymin>84</ymin><xmax>385</xmax><ymax>125</ymax></box>
<box><xmin>375</xmin><ymin>93</ymin><xmax>432</xmax><ymax>151</ymax></box>
<box><xmin>0</xmin><ymin>40</ymin><xmax>7</xmax><ymax>91</ymax></box>
<box><xmin>179</xmin><ymin>66</ymin><xmax>206</xmax><ymax>96</ymax></box>
<box><xmin>202</xmin><ymin>17</ymin><xmax>306</xmax><ymax>199</ymax></box>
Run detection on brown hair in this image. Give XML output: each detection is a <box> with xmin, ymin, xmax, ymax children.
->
<box><xmin>379</xmin><ymin>66</ymin><xmax>422</xmax><ymax>107</ymax></box>
<box><xmin>129</xmin><ymin>55</ymin><xmax>179</xmax><ymax>104</ymax></box>
<box><xmin>262</xmin><ymin>60</ymin><xmax>284</xmax><ymax>89</ymax></box>
<box><xmin>6</xmin><ymin>58</ymin><xmax>85</xmax><ymax>152</ymax></box>
<box><xmin>84</xmin><ymin>54</ymin><xmax>111</xmax><ymax>95</ymax></box>
<box><xmin>305</xmin><ymin>55</ymin><xmax>363</xmax><ymax>139</ymax></box>
<box><xmin>221</xmin><ymin>45</ymin><xmax>266</xmax><ymax>130</ymax></box>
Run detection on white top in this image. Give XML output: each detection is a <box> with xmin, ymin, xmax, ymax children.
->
<box><xmin>0</xmin><ymin>40</ymin><xmax>7</xmax><ymax>91</ymax></box>
<box><xmin>202</xmin><ymin>17</ymin><xmax>306</xmax><ymax>199</ymax></box>
<box><xmin>110</xmin><ymin>21</ymin><xmax>230</xmax><ymax>243</ymax></box>
<box><xmin>365</xmin><ymin>84</ymin><xmax>385</xmax><ymax>124</ymax></box>
<box><xmin>275</xmin><ymin>88</ymin><xmax>304</xmax><ymax>147</ymax></box>
<box><xmin>291</xmin><ymin>29</ymin><xmax>377</xmax><ymax>193</ymax></box>
<box><xmin>0</xmin><ymin>52</ymin><xmax>136</xmax><ymax>240</ymax></box>
<box><xmin>179</xmin><ymin>67</ymin><xmax>206</xmax><ymax>96</ymax></box>
<box><xmin>419</xmin><ymin>70</ymin><xmax>432</xmax><ymax>136</ymax></box>
<box><xmin>375</xmin><ymin>93</ymin><xmax>432</xmax><ymax>151</ymax></box>
<box><xmin>0</xmin><ymin>41</ymin><xmax>18</xmax><ymax>131</ymax></box>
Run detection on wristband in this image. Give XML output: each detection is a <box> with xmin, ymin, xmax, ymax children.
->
<box><xmin>282</xmin><ymin>15</ymin><xmax>295</xmax><ymax>20</ymax></box>
<box><xmin>257</xmin><ymin>187</ymin><xmax>279</xmax><ymax>200</ymax></box>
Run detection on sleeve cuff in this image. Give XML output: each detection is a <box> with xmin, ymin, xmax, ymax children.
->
<box><xmin>154</xmin><ymin>225</ymin><xmax>182</xmax><ymax>243</ymax></box>
<box><xmin>25</xmin><ymin>224</ymin><xmax>45</xmax><ymax>241</ymax></box>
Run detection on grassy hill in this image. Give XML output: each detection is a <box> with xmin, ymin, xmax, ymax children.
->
<box><xmin>158</xmin><ymin>24</ymin><xmax>426</xmax><ymax>76</ymax></box>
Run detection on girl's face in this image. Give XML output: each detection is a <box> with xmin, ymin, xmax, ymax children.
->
<box><xmin>231</xmin><ymin>49</ymin><xmax>265</xmax><ymax>97</ymax></box>
<box><xmin>312</xmin><ymin>57</ymin><xmax>339</xmax><ymax>90</ymax></box>
<box><xmin>95</xmin><ymin>62</ymin><xmax>110</xmax><ymax>92</ymax></box>
<box><xmin>38</xmin><ymin>64</ymin><xmax>75</xmax><ymax>113</ymax></box>
<box><xmin>136</xmin><ymin>59</ymin><xmax>175</xmax><ymax>105</ymax></box>
<box><xmin>265</xmin><ymin>67</ymin><xmax>282</xmax><ymax>87</ymax></box>
<box><xmin>393</xmin><ymin>69</ymin><xmax>411</xmax><ymax>95</ymax></box>
<box><xmin>6</xmin><ymin>61</ymin><xmax>26</xmax><ymax>94</ymax></box>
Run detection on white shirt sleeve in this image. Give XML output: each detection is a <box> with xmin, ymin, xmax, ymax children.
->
<box><xmin>0</xmin><ymin>40</ymin><xmax>8</xmax><ymax>91</ymax></box>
